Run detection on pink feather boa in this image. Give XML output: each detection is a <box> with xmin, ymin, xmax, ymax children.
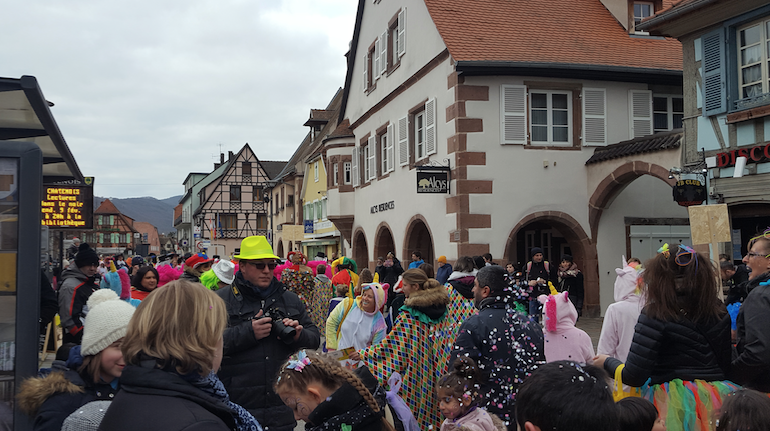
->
<box><xmin>157</xmin><ymin>264</ymin><xmax>183</xmax><ymax>287</ymax></box>
<box><xmin>118</xmin><ymin>268</ymin><xmax>131</xmax><ymax>300</ymax></box>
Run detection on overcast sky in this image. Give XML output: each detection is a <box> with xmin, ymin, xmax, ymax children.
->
<box><xmin>1</xmin><ymin>0</ymin><xmax>357</xmax><ymax>200</ymax></box>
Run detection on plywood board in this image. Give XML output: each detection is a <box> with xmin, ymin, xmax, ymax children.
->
<box><xmin>688</xmin><ymin>204</ymin><xmax>731</xmax><ymax>244</ymax></box>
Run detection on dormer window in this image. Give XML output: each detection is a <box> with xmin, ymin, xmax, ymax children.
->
<box><xmin>633</xmin><ymin>2</ymin><xmax>654</xmax><ymax>33</ymax></box>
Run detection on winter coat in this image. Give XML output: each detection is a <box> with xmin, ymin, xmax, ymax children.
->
<box><xmin>726</xmin><ymin>266</ymin><xmax>761</xmax><ymax>305</ymax></box>
<box><xmin>179</xmin><ymin>267</ymin><xmax>202</xmax><ymax>284</ymax></box>
<box><xmin>525</xmin><ymin>261</ymin><xmax>555</xmax><ymax>296</ymax></box>
<box><xmin>539</xmin><ymin>292</ymin><xmax>594</xmax><ymax>363</ymax></box>
<box><xmin>57</xmin><ymin>263</ymin><xmax>99</xmax><ymax>341</ymax></box>
<box><xmin>447</xmin><ymin>271</ymin><xmax>476</xmax><ymax>300</ymax></box>
<box><xmin>97</xmin><ymin>364</ymin><xmax>235</xmax><ymax>431</ymax></box>
<box><xmin>408</xmin><ymin>259</ymin><xmax>424</xmax><ymax>269</ymax></box>
<box><xmin>558</xmin><ymin>267</ymin><xmax>584</xmax><ymax>301</ymax></box>
<box><xmin>17</xmin><ymin>350</ymin><xmax>118</xmax><ymax>431</ymax></box>
<box><xmin>450</xmin><ymin>298</ymin><xmax>545</xmax><ymax>428</ymax></box>
<box><xmin>326</xmin><ymin>296</ymin><xmax>387</xmax><ymax>351</ymax></box>
<box><xmin>377</xmin><ymin>259</ymin><xmax>404</xmax><ymax>308</ymax></box>
<box><xmin>440</xmin><ymin>407</ymin><xmax>507</xmax><ymax>431</ymax></box>
<box><xmin>732</xmin><ymin>272</ymin><xmax>770</xmax><ymax>391</ymax></box>
<box><xmin>604</xmin><ymin>308</ymin><xmax>732</xmax><ymax>387</ymax></box>
<box><xmin>597</xmin><ymin>261</ymin><xmax>644</xmax><ymax>363</ymax></box>
<box><xmin>216</xmin><ymin>274</ymin><xmax>320</xmax><ymax>431</ymax></box>
<box><xmin>436</xmin><ymin>263</ymin><xmax>453</xmax><ymax>285</ymax></box>
<box><xmin>306</xmin><ymin>381</ymin><xmax>387</xmax><ymax>431</ymax></box>
<box><xmin>361</xmin><ymin>281</ymin><xmax>453</xmax><ymax>431</ymax></box>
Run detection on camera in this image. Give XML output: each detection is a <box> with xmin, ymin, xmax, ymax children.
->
<box><xmin>261</xmin><ymin>307</ymin><xmax>297</xmax><ymax>343</ymax></box>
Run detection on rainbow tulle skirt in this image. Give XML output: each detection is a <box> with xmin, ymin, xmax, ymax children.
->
<box><xmin>641</xmin><ymin>379</ymin><xmax>740</xmax><ymax>431</ymax></box>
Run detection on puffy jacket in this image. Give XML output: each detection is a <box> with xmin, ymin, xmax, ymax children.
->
<box><xmin>732</xmin><ymin>272</ymin><xmax>770</xmax><ymax>391</ymax></box>
<box><xmin>57</xmin><ymin>264</ymin><xmax>99</xmax><ymax>340</ymax></box>
<box><xmin>97</xmin><ymin>364</ymin><xmax>235</xmax><ymax>431</ymax></box>
<box><xmin>216</xmin><ymin>274</ymin><xmax>320</xmax><ymax>431</ymax></box>
<box><xmin>450</xmin><ymin>298</ymin><xmax>545</xmax><ymax>428</ymax></box>
<box><xmin>447</xmin><ymin>271</ymin><xmax>476</xmax><ymax>299</ymax></box>
<box><xmin>17</xmin><ymin>349</ymin><xmax>118</xmax><ymax>431</ymax></box>
<box><xmin>435</xmin><ymin>263</ymin><xmax>453</xmax><ymax>285</ymax></box>
<box><xmin>605</xmin><ymin>309</ymin><xmax>731</xmax><ymax>387</ymax></box>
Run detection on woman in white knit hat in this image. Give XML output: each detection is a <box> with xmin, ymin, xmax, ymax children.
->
<box><xmin>17</xmin><ymin>290</ymin><xmax>135</xmax><ymax>431</ymax></box>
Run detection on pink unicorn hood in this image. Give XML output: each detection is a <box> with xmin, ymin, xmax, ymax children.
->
<box><xmin>614</xmin><ymin>255</ymin><xmax>643</xmax><ymax>302</ymax></box>
<box><xmin>538</xmin><ymin>291</ymin><xmax>578</xmax><ymax>333</ymax></box>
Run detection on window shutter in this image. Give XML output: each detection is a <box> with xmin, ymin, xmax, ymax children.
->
<box><xmin>374</xmin><ymin>37</ymin><xmax>381</xmax><ymax>80</ymax></box>
<box><xmin>386</xmin><ymin>123</ymin><xmax>395</xmax><ymax>172</ymax></box>
<box><xmin>582</xmin><ymin>88</ymin><xmax>607</xmax><ymax>146</ymax></box>
<box><xmin>702</xmin><ymin>28</ymin><xmax>727</xmax><ymax>116</ymax></box>
<box><xmin>352</xmin><ymin>147</ymin><xmax>360</xmax><ymax>187</ymax></box>
<box><xmin>629</xmin><ymin>90</ymin><xmax>653</xmax><ymax>138</ymax></box>
<box><xmin>425</xmin><ymin>98</ymin><xmax>437</xmax><ymax>156</ymax></box>
<box><xmin>380</xmin><ymin>30</ymin><xmax>388</xmax><ymax>74</ymax></box>
<box><xmin>501</xmin><ymin>85</ymin><xmax>527</xmax><ymax>145</ymax></box>
<box><xmin>398</xmin><ymin>115</ymin><xmax>409</xmax><ymax>166</ymax></box>
<box><xmin>368</xmin><ymin>136</ymin><xmax>376</xmax><ymax>181</ymax></box>
<box><xmin>397</xmin><ymin>8</ymin><xmax>406</xmax><ymax>58</ymax></box>
<box><xmin>362</xmin><ymin>53</ymin><xmax>368</xmax><ymax>93</ymax></box>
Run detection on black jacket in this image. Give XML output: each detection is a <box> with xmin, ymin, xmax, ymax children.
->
<box><xmin>605</xmin><ymin>309</ymin><xmax>732</xmax><ymax>387</ymax></box>
<box><xmin>450</xmin><ymin>298</ymin><xmax>545</xmax><ymax>428</ymax></box>
<box><xmin>377</xmin><ymin>260</ymin><xmax>404</xmax><ymax>308</ymax></box>
<box><xmin>732</xmin><ymin>272</ymin><xmax>770</xmax><ymax>391</ymax></box>
<box><xmin>725</xmin><ymin>267</ymin><xmax>763</xmax><ymax>305</ymax></box>
<box><xmin>98</xmin><ymin>364</ymin><xmax>235</xmax><ymax>431</ymax></box>
<box><xmin>216</xmin><ymin>275</ymin><xmax>320</xmax><ymax>431</ymax></box>
<box><xmin>306</xmin><ymin>368</ymin><xmax>388</xmax><ymax>431</ymax></box>
<box><xmin>17</xmin><ymin>354</ymin><xmax>118</xmax><ymax>431</ymax></box>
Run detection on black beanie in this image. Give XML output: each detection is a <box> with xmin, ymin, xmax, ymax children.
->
<box><xmin>531</xmin><ymin>247</ymin><xmax>544</xmax><ymax>258</ymax></box>
<box><xmin>74</xmin><ymin>243</ymin><xmax>99</xmax><ymax>268</ymax></box>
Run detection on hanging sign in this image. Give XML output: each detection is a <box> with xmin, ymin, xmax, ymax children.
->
<box><xmin>416</xmin><ymin>170</ymin><xmax>450</xmax><ymax>194</ymax></box>
<box><xmin>672</xmin><ymin>179</ymin><xmax>706</xmax><ymax>207</ymax></box>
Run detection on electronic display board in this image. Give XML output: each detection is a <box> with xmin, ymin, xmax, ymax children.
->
<box><xmin>41</xmin><ymin>177</ymin><xmax>94</xmax><ymax>229</ymax></box>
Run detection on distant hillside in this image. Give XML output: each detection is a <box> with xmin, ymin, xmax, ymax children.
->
<box><xmin>94</xmin><ymin>195</ymin><xmax>182</xmax><ymax>235</ymax></box>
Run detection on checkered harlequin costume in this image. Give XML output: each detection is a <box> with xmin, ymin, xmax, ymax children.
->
<box><xmin>309</xmin><ymin>276</ymin><xmax>333</xmax><ymax>329</ymax></box>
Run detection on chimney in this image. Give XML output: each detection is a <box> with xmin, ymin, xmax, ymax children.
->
<box><xmin>228</xmin><ymin>151</ymin><xmax>234</xmax><ymax>161</ymax></box>
<box><xmin>220</xmin><ymin>153</ymin><xmax>225</xmax><ymax>164</ymax></box>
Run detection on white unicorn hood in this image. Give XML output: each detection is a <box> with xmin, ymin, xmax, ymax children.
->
<box><xmin>614</xmin><ymin>255</ymin><xmax>644</xmax><ymax>303</ymax></box>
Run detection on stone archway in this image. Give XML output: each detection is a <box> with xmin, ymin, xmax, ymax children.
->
<box><xmin>589</xmin><ymin>161</ymin><xmax>676</xmax><ymax>241</ymax></box>
<box><xmin>504</xmin><ymin>211</ymin><xmax>599</xmax><ymax>317</ymax></box>
<box><xmin>352</xmin><ymin>227</ymin><xmax>369</xmax><ymax>272</ymax></box>
<box><xmin>403</xmin><ymin>215</ymin><xmax>435</xmax><ymax>270</ymax></box>
<box><xmin>276</xmin><ymin>238</ymin><xmax>284</xmax><ymax>258</ymax></box>
<box><xmin>374</xmin><ymin>223</ymin><xmax>396</xmax><ymax>262</ymax></box>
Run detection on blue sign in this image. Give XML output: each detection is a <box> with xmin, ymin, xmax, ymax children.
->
<box><xmin>304</xmin><ymin>220</ymin><xmax>314</xmax><ymax>234</ymax></box>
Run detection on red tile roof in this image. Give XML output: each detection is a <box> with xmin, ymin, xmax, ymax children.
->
<box><xmin>95</xmin><ymin>198</ymin><xmax>120</xmax><ymax>214</ymax></box>
<box><xmin>424</xmin><ymin>0</ymin><xmax>683</xmax><ymax>71</ymax></box>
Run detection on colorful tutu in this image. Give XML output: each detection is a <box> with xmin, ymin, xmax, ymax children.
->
<box><xmin>642</xmin><ymin>379</ymin><xmax>740</xmax><ymax>431</ymax></box>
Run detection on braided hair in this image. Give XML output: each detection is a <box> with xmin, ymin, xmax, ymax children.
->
<box><xmin>436</xmin><ymin>357</ymin><xmax>482</xmax><ymax>406</ymax></box>
<box><xmin>275</xmin><ymin>352</ymin><xmax>395</xmax><ymax>431</ymax></box>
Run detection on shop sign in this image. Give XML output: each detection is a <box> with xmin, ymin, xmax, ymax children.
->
<box><xmin>304</xmin><ymin>220</ymin><xmax>314</xmax><ymax>234</ymax></box>
<box><xmin>370</xmin><ymin>201</ymin><xmax>394</xmax><ymax>214</ymax></box>
<box><xmin>416</xmin><ymin>171</ymin><xmax>450</xmax><ymax>193</ymax></box>
<box><xmin>716</xmin><ymin>142</ymin><xmax>770</xmax><ymax>167</ymax></box>
<box><xmin>672</xmin><ymin>179</ymin><xmax>706</xmax><ymax>207</ymax></box>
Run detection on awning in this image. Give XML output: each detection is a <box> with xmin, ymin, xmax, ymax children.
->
<box><xmin>0</xmin><ymin>75</ymin><xmax>84</xmax><ymax>183</ymax></box>
<box><xmin>301</xmin><ymin>239</ymin><xmax>339</xmax><ymax>246</ymax></box>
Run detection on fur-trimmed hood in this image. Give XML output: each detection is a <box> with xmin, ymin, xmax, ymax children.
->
<box><xmin>17</xmin><ymin>369</ymin><xmax>83</xmax><ymax>416</ymax></box>
<box><xmin>404</xmin><ymin>282</ymin><xmax>450</xmax><ymax>308</ymax></box>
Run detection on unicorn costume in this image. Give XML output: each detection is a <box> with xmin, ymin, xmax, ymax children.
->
<box><xmin>597</xmin><ymin>256</ymin><xmax>645</xmax><ymax>362</ymax></box>
<box><xmin>538</xmin><ymin>291</ymin><xmax>594</xmax><ymax>363</ymax></box>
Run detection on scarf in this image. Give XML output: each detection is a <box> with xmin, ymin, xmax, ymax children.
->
<box><xmin>558</xmin><ymin>263</ymin><xmax>580</xmax><ymax>279</ymax></box>
<box><xmin>190</xmin><ymin>371</ymin><xmax>263</xmax><ymax>431</ymax></box>
<box><xmin>235</xmin><ymin>272</ymin><xmax>281</xmax><ymax>300</ymax></box>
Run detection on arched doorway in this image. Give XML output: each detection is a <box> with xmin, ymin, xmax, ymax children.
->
<box><xmin>276</xmin><ymin>239</ymin><xmax>284</xmax><ymax>258</ymax></box>
<box><xmin>374</xmin><ymin>223</ymin><xmax>396</xmax><ymax>262</ymax></box>
<box><xmin>504</xmin><ymin>212</ymin><xmax>597</xmax><ymax>316</ymax></box>
<box><xmin>352</xmin><ymin>228</ymin><xmax>369</xmax><ymax>272</ymax></box>
<box><xmin>403</xmin><ymin>215</ymin><xmax>434</xmax><ymax>269</ymax></box>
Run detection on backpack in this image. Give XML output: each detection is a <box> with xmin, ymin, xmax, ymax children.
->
<box><xmin>526</xmin><ymin>260</ymin><xmax>550</xmax><ymax>278</ymax></box>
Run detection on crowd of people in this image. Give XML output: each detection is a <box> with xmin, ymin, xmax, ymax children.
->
<box><xmin>14</xmin><ymin>229</ymin><xmax>770</xmax><ymax>431</ymax></box>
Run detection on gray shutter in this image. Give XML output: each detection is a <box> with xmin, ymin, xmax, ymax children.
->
<box><xmin>362</xmin><ymin>53</ymin><xmax>368</xmax><ymax>93</ymax></box>
<box><xmin>368</xmin><ymin>136</ymin><xmax>376</xmax><ymax>181</ymax></box>
<box><xmin>582</xmin><ymin>88</ymin><xmax>607</xmax><ymax>146</ymax></box>
<box><xmin>380</xmin><ymin>30</ymin><xmax>388</xmax><ymax>74</ymax></box>
<box><xmin>702</xmin><ymin>28</ymin><xmax>727</xmax><ymax>116</ymax></box>
<box><xmin>374</xmin><ymin>37</ymin><xmax>381</xmax><ymax>80</ymax></box>
<box><xmin>501</xmin><ymin>85</ymin><xmax>527</xmax><ymax>145</ymax></box>
<box><xmin>629</xmin><ymin>90</ymin><xmax>653</xmax><ymax>138</ymax></box>
<box><xmin>398</xmin><ymin>115</ymin><xmax>409</xmax><ymax>166</ymax></box>
<box><xmin>397</xmin><ymin>8</ymin><xmax>406</xmax><ymax>58</ymax></box>
<box><xmin>386</xmin><ymin>123</ymin><xmax>395</xmax><ymax>172</ymax></box>
<box><xmin>352</xmin><ymin>147</ymin><xmax>359</xmax><ymax>187</ymax></box>
<box><xmin>425</xmin><ymin>98</ymin><xmax>437</xmax><ymax>156</ymax></box>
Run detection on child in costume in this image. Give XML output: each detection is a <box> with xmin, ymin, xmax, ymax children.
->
<box><xmin>274</xmin><ymin>351</ymin><xmax>396</xmax><ymax>431</ymax></box>
<box><xmin>597</xmin><ymin>256</ymin><xmax>645</xmax><ymax>363</ymax></box>
<box><xmin>594</xmin><ymin>244</ymin><xmax>739</xmax><ymax>431</ymax></box>
<box><xmin>437</xmin><ymin>358</ymin><xmax>505</xmax><ymax>431</ymax></box>
<box><xmin>538</xmin><ymin>291</ymin><xmax>594</xmax><ymax>363</ymax></box>
<box><xmin>331</xmin><ymin>257</ymin><xmax>359</xmax><ymax>298</ymax></box>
